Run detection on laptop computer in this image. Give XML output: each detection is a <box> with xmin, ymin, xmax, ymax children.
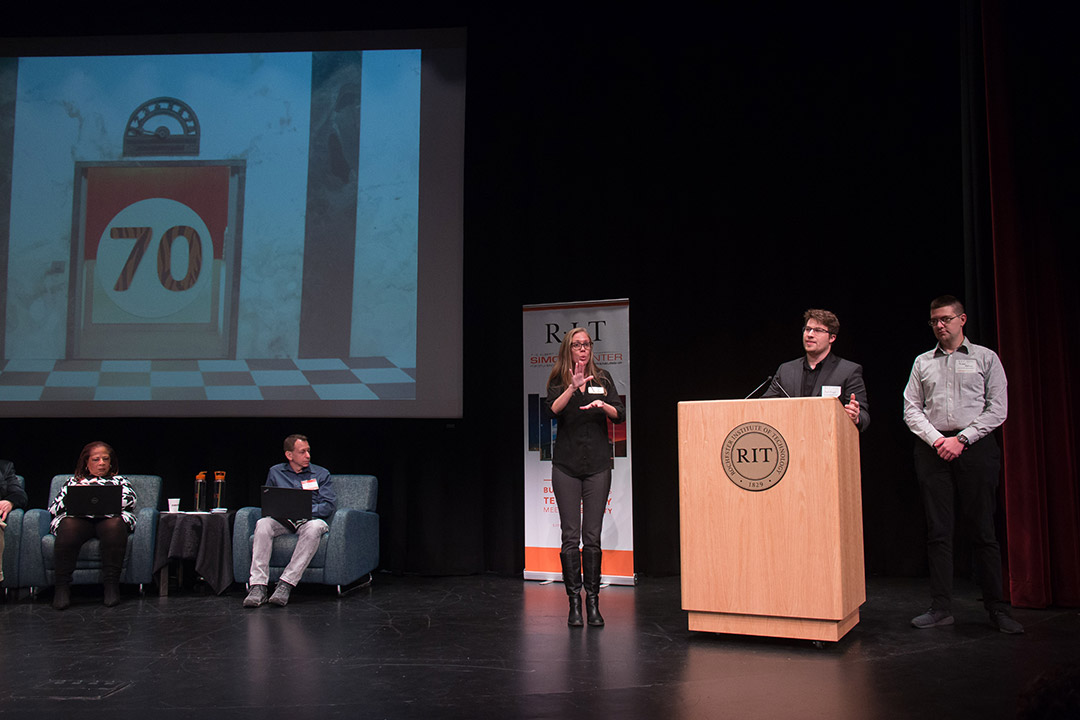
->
<box><xmin>260</xmin><ymin>486</ymin><xmax>312</xmax><ymax>521</ymax></box>
<box><xmin>65</xmin><ymin>484</ymin><xmax>123</xmax><ymax>516</ymax></box>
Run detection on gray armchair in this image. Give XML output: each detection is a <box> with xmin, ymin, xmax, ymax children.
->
<box><xmin>20</xmin><ymin>474</ymin><xmax>162</xmax><ymax>593</ymax></box>
<box><xmin>1</xmin><ymin>475</ymin><xmax>26</xmax><ymax>592</ymax></box>
<box><xmin>233</xmin><ymin>474</ymin><xmax>379</xmax><ymax>594</ymax></box>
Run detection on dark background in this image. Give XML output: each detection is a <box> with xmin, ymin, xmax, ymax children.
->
<box><xmin>2</xmin><ymin>3</ymin><xmax>1071</xmax><ymax>582</ymax></box>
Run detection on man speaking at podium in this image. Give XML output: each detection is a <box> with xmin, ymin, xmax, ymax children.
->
<box><xmin>762</xmin><ymin>308</ymin><xmax>870</xmax><ymax>432</ymax></box>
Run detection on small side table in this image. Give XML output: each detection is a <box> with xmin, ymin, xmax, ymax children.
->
<box><xmin>154</xmin><ymin>512</ymin><xmax>234</xmax><ymax>595</ymax></box>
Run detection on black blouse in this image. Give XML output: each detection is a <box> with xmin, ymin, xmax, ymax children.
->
<box><xmin>544</xmin><ymin>368</ymin><xmax>626</xmax><ymax>477</ymax></box>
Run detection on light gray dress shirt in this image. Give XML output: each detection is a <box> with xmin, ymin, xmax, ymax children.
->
<box><xmin>903</xmin><ymin>337</ymin><xmax>1008</xmax><ymax>447</ymax></box>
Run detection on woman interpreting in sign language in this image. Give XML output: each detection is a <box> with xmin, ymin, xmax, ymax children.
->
<box><xmin>544</xmin><ymin>328</ymin><xmax>625</xmax><ymax>627</ymax></box>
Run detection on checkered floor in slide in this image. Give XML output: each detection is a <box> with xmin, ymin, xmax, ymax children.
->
<box><xmin>0</xmin><ymin>357</ymin><xmax>416</xmax><ymax>402</ymax></box>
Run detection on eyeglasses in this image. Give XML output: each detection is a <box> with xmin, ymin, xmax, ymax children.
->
<box><xmin>570</xmin><ymin>341</ymin><xmax>592</xmax><ymax>350</ymax></box>
<box><xmin>802</xmin><ymin>326</ymin><xmax>831</xmax><ymax>336</ymax></box>
<box><xmin>928</xmin><ymin>315</ymin><xmax>960</xmax><ymax>327</ymax></box>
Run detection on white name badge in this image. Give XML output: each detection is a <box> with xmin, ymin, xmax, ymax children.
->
<box><xmin>588</xmin><ymin>386</ymin><xmax>605</xmax><ymax>395</ymax></box>
<box><xmin>821</xmin><ymin>385</ymin><xmax>842</xmax><ymax>398</ymax></box>
<box><xmin>955</xmin><ymin>358</ymin><xmax>978</xmax><ymax>373</ymax></box>
<box><xmin>301</xmin><ymin>478</ymin><xmax>319</xmax><ymax>491</ymax></box>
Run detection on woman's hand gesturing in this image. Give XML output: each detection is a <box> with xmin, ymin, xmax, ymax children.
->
<box><xmin>571</xmin><ymin>360</ymin><xmax>594</xmax><ymax>391</ymax></box>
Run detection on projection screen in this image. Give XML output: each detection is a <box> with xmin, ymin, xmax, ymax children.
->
<box><xmin>0</xmin><ymin>29</ymin><xmax>465</xmax><ymax>418</ymax></box>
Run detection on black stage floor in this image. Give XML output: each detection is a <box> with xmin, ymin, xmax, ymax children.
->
<box><xmin>1</xmin><ymin>574</ymin><xmax>1077</xmax><ymax>719</ymax></box>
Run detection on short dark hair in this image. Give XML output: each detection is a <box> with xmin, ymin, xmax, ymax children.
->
<box><xmin>803</xmin><ymin>309</ymin><xmax>839</xmax><ymax>336</ymax></box>
<box><xmin>930</xmin><ymin>295</ymin><xmax>965</xmax><ymax>314</ymax></box>
<box><xmin>284</xmin><ymin>434</ymin><xmax>308</xmax><ymax>452</ymax></box>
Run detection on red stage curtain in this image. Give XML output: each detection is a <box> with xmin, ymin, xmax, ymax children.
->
<box><xmin>982</xmin><ymin>0</ymin><xmax>1080</xmax><ymax>608</ymax></box>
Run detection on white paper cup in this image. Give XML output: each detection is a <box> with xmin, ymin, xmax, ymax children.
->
<box><xmin>167</xmin><ymin>498</ymin><xmax>180</xmax><ymax>513</ymax></box>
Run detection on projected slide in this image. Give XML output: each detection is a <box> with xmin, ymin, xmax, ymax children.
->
<box><xmin>0</xmin><ymin>33</ymin><xmax>465</xmax><ymax>417</ymax></box>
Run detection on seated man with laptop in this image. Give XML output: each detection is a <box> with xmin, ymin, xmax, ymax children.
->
<box><xmin>243</xmin><ymin>434</ymin><xmax>335</xmax><ymax>608</ymax></box>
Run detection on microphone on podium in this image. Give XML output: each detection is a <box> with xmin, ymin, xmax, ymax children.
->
<box><xmin>745</xmin><ymin>375</ymin><xmax>792</xmax><ymax>399</ymax></box>
<box><xmin>770</xmin><ymin>376</ymin><xmax>792</xmax><ymax>398</ymax></box>
<box><xmin>745</xmin><ymin>375</ymin><xmax>774</xmax><ymax>399</ymax></box>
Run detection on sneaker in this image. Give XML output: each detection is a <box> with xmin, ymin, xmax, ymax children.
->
<box><xmin>269</xmin><ymin>581</ymin><xmax>293</xmax><ymax>607</ymax></box>
<box><xmin>911</xmin><ymin>608</ymin><xmax>954</xmax><ymax>628</ymax></box>
<box><xmin>990</xmin><ymin>610</ymin><xmax>1024</xmax><ymax>634</ymax></box>
<box><xmin>242</xmin><ymin>584</ymin><xmax>268</xmax><ymax>608</ymax></box>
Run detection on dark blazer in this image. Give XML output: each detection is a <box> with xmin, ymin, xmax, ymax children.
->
<box><xmin>0</xmin><ymin>459</ymin><xmax>28</xmax><ymax>509</ymax></box>
<box><xmin>762</xmin><ymin>353</ymin><xmax>870</xmax><ymax>431</ymax></box>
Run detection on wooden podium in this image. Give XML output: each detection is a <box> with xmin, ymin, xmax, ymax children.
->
<box><xmin>678</xmin><ymin>397</ymin><xmax>865</xmax><ymax>641</ymax></box>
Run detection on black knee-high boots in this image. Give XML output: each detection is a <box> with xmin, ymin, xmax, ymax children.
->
<box><xmin>101</xmin><ymin>544</ymin><xmax>126</xmax><ymax>607</ymax></box>
<box><xmin>560</xmin><ymin>549</ymin><xmax>583</xmax><ymax>627</ymax></box>
<box><xmin>581</xmin><ymin>547</ymin><xmax>604</xmax><ymax>627</ymax></box>
<box><xmin>52</xmin><ymin>547</ymin><xmax>75</xmax><ymax>611</ymax></box>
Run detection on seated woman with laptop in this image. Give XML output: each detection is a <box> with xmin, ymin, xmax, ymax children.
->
<box><xmin>47</xmin><ymin>441</ymin><xmax>137</xmax><ymax>610</ymax></box>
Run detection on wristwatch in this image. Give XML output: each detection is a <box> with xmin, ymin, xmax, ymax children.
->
<box><xmin>957</xmin><ymin>434</ymin><xmax>970</xmax><ymax>446</ymax></box>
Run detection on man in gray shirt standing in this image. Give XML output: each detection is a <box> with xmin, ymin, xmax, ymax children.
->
<box><xmin>903</xmin><ymin>295</ymin><xmax>1023</xmax><ymax>634</ymax></box>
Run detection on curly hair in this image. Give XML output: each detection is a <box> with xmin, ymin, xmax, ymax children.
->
<box><xmin>803</xmin><ymin>309</ymin><xmax>839</xmax><ymax>336</ymax></box>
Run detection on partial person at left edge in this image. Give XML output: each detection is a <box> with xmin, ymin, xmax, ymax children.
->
<box><xmin>761</xmin><ymin>308</ymin><xmax>870</xmax><ymax>431</ymax></box>
<box><xmin>1</xmin><ymin>459</ymin><xmax>30</xmax><ymax>584</ymax></box>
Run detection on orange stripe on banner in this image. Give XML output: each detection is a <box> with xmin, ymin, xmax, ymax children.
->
<box><xmin>600</xmin><ymin>550</ymin><xmax>634</xmax><ymax>577</ymax></box>
<box><xmin>524</xmin><ymin>546</ymin><xmax>562</xmax><ymax>573</ymax></box>
<box><xmin>525</xmin><ymin>547</ymin><xmax>634</xmax><ymax>577</ymax></box>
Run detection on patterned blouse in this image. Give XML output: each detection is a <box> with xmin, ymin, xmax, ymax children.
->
<box><xmin>49</xmin><ymin>476</ymin><xmax>138</xmax><ymax>535</ymax></box>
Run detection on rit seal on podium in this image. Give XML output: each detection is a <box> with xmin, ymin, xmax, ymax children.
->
<box><xmin>721</xmin><ymin>422</ymin><xmax>790</xmax><ymax>492</ymax></box>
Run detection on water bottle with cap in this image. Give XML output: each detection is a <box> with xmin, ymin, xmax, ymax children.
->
<box><xmin>212</xmin><ymin>470</ymin><xmax>226</xmax><ymax>510</ymax></box>
<box><xmin>194</xmin><ymin>471</ymin><xmax>207</xmax><ymax>512</ymax></box>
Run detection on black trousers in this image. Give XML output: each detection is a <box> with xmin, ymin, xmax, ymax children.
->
<box><xmin>550</xmin><ymin>466</ymin><xmax>611</xmax><ymax>554</ymax></box>
<box><xmin>914</xmin><ymin>434</ymin><xmax>1006</xmax><ymax>613</ymax></box>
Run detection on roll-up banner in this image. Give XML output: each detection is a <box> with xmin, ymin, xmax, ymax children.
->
<box><xmin>522</xmin><ymin>299</ymin><xmax>634</xmax><ymax>585</ymax></box>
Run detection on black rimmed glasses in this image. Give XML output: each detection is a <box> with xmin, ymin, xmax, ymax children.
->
<box><xmin>570</xmin><ymin>341</ymin><xmax>593</xmax><ymax>350</ymax></box>
<box><xmin>928</xmin><ymin>315</ymin><xmax>960</xmax><ymax>327</ymax></box>
<box><xmin>802</xmin><ymin>326</ymin><xmax>831</xmax><ymax>336</ymax></box>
